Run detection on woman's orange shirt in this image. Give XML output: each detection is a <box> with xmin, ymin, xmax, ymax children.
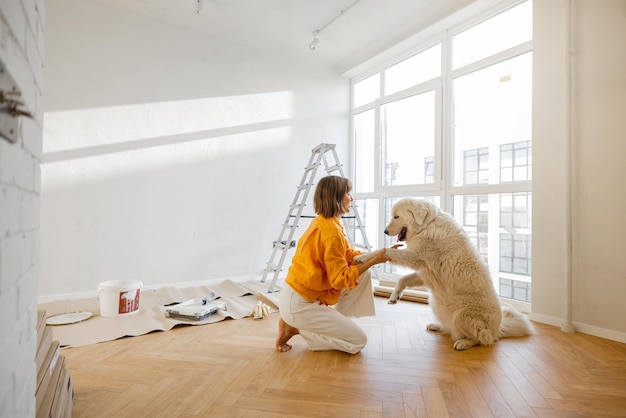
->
<box><xmin>285</xmin><ymin>215</ymin><xmax>362</xmax><ymax>305</ymax></box>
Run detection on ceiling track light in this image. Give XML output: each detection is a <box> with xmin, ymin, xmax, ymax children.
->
<box><xmin>309</xmin><ymin>31</ymin><xmax>320</xmax><ymax>51</ymax></box>
<box><xmin>307</xmin><ymin>0</ymin><xmax>362</xmax><ymax>52</ymax></box>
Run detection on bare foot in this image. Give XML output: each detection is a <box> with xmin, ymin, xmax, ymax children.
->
<box><xmin>276</xmin><ymin>317</ymin><xmax>299</xmax><ymax>352</ymax></box>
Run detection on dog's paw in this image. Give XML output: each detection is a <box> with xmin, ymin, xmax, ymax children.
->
<box><xmin>453</xmin><ymin>338</ymin><xmax>478</xmax><ymax>350</ymax></box>
<box><xmin>426</xmin><ymin>323</ymin><xmax>442</xmax><ymax>332</ymax></box>
<box><xmin>388</xmin><ymin>291</ymin><xmax>401</xmax><ymax>304</ymax></box>
<box><xmin>354</xmin><ymin>253</ymin><xmax>374</xmax><ymax>264</ymax></box>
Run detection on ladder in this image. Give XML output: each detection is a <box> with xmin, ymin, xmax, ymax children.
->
<box><xmin>261</xmin><ymin>143</ymin><xmax>378</xmax><ymax>293</ymax></box>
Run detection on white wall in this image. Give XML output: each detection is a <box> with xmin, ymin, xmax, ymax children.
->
<box><xmin>0</xmin><ymin>0</ymin><xmax>44</xmax><ymax>415</ymax></box>
<box><xmin>40</xmin><ymin>0</ymin><xmax>351</xmax><ymax>297</ymax></box>
<box><xmin>40</xmin><ymin>0</ymin><xmax>626</xmax><ymax>345</ymax></box>
<box><xmin>532</xmin><ymin>0</ymin><xmax>626</xmax><ymax>342</ymax></box>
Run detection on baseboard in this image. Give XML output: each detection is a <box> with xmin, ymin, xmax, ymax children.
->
<box><xmin>37</xmin><ymin>275</ymin><xmax>259</xmax><ymax>304</ymax></box>
<box><xmin>529</xmin><ymin>312</ymin><xmax>626</xmax><ymax>344</ymax></box>
<box><xmin>573</xmin><ymin>322</ymin><xmax>626</xmax><ymax>344</ymax></box>
<box><xmin>527</xmin><ymin>312</ymin><xmax>563</xmax><ymax>328</ymax></box>
<box><xmin>39</xmin><ymin>279</ymin><xmax>626</xmax><ymax>345</ymax></box>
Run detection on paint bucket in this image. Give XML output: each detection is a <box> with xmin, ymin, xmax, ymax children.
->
<box><xmin>97</xmin><ymin>280</ymin><xmax>143</xmax><ymax>317</ymax></box>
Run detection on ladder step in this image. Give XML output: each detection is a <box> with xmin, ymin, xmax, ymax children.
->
<box><xmin>273</xmin><ymin>240</ymin><xmax>296</xmax><ymax>249</ymax></box>
<box><xmin>312</xmin><ymin>143</ymin><xmax>335</xmax><ymax>152</ymax></box>
<box><xmin>325</xmin><ymin>164</ymin><xmax>342</xmax><ymax>173</ymax></box>
<box><xmin>265</xmin><ymin>262</ymin><xmax>279</xmax><ymax>272</ymax></box>
<box><xmin>304</xmin><ymin>162</ymin><xmax>322</xmax><ymax>171</ymax></box>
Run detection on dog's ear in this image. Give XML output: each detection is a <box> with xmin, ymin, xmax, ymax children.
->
<box><xmin>408</xmin><ymin>200</ymin><xmax>430</xmax><ymax>226</ymax></box>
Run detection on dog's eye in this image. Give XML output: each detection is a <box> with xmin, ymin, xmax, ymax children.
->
<box><xmin>393</xmin><ymin>215</ymin><xmax>399</xmax><ymax>219</ymax></box>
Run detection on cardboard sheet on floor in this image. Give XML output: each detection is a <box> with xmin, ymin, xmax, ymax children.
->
<box><xmin>38</xmin><ymin>279</ymin><xmax>280</xmax><ymax>348</ymax></box>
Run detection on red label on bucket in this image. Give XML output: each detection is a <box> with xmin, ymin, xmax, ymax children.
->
<box><xmin>118</xmin><ymin>289</ymin><xmax>140</xmax><ymax>314</ymax></box>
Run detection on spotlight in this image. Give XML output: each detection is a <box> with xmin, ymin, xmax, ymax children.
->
<box><xmin>308</xmin><ymin>34</ymin><xmax>320</xmax><ymax>51</ymax></box>
<box><xmin>307</xmin><ymin>0</ymin><xmax>362</xmax><ymax>52</ymax></box>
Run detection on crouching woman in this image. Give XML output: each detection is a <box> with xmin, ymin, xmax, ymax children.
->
<box><xmin>275</xmin><ymin>175</ymin><xmax>389</xmax><ymax>354</ymax></box>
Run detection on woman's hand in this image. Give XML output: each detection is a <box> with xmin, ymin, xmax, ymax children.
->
<box><xmin>370</xmin><ymin>248</ymin><xmax>390</xmax><ymax>265</ymax></box>
<box><xmin>355</xmin><ymin>248</ymin><xmax>390</xmax><ymax>276</ymax></box>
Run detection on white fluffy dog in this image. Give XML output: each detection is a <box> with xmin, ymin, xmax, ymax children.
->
<box><xmin>355</xmin><ymin>198</ymin><xmax>531</xmax><ymax>350</ymax></box>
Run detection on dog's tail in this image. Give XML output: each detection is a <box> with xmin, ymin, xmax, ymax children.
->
<box><xmin>497</xmin><ymin>303</ymin><xmax>532</xmax><ymax>339</ymax></box>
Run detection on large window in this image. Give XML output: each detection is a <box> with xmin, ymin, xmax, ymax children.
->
<box><xmin>351</xmin><ymin>1</ymin><xmax>532</xmax><ymax>305</ymax></box>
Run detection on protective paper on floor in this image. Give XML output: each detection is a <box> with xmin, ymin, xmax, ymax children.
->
<box><xmin>38</xmin><ymin>279</ymin><xmax>280</xmax><ymax>348</ymax></box>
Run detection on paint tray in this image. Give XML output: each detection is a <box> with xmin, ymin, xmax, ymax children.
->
<box><xmin>165</xmin><ymin>296</ymin><xmax>227</xmax><ymax>321</ymax></box>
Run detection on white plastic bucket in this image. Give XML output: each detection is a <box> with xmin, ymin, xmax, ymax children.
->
<box><xmin>98</xmin><ymin>280</ymin><xmax>143</xmax><ymax>317</ymax></box>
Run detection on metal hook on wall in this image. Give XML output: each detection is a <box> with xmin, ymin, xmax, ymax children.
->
<box><xmin>1</xmin><ymin>90</ymin><xmax>33</xmax><ymax>118</ymax></box>
<box><xmin>0</xmin><ymin>62</ymin><xmax>33</xmax><ymax>144</ymax></box>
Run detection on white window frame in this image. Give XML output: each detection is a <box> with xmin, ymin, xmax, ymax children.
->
<box><xmin>350</xmin><ymin>0</ymin><xmax>532</xmax><ymax>313</ymax></box>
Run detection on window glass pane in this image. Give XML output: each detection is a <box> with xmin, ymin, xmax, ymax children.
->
<box><xmin>453</xmin><ymin>53</ymin><xmax>532</xmax><ymax>186</ymax></box>
<box><xmin>513</xmin><ymin>256</ymin><xmax>528</xmax><ymax>274</ymax></box>
<box><xmin>501</xmin><ymin>149</ymin><xmax>512</xmax><ymax>167</ymax></box>
<box><xmin>500</xmin><ymin>279</ymin><xmax>512</xmax><ymax>298</ymax></box>
<box><xmin>453</xmin><ymin>194</ymin><xmax>490</xmax><ymax>262</ymax></box>
<box><xmin>424</xmin><ymin>156</ymin><xmax>435</xmax><ymax>183</ymax></box>
<box><xmin>452</xmin><ymin>1</ymin><xmax>532</xmax><ymax>69</ymax></box>
<box><xmin>479</xmin><ymin>149</ymin><xmax>490</xmax><ymax>184</ymax></box>
<box><xmin>514</xmin><ymin>240</ymin><xmax>527</xmax><ymax>258</ymax></box>
<box><xmin>354</xmin><ymin>110</ymin><xmax>375</xmax><ymax>193</ymax></box>
<box><xmin>500</xmin><ymin>256</ymin><xmax>513</xmax><ymax>272</ymax></box>
<box><xmin>381</xmin><ymin>91</ymin><xmax>436</xmax><ymax>186</ymax></box>
<box><xmin>501</xmin><ymin>140</ymin><xmax>532</xmax><ymax>182</ymax></box>
<box><xmin>513</xmin><ymin>282</ymin><xmax>527</xmax><ymax>301</ymax></box>
<box><xmin>515</xmin><ymin>146</ymin><xmax>528</xmax><ymax>164</ymax></box>
<box><xmin>385</xmin><ymin>44</ymin><xmax>441</xmax><ymax>95</ymax></box>
<box><xmin>463</xmin><ymin>147</ymin><xmax>488</xmax><ymax>185</ymax></box>
<box><xmin>353</xmin><ymin>73</ymin><xmax>380</xmax><ymax>107</ymax></box>
<box><xmin>466</xmin><ymin>151</ymin><xmax>478</xmax><ymax>171</ymax></box>
<box><xmin>500</xmin><ymin>236</ymin><xmax>512</xmax><ymax>255</ymax></box>
<box><xmin>350</xmin><ymin>198</ymin><xmax>380</xmax><ymax>250</ymax></box>
<box><xmin>465</xmin><ymin>171</ymin><xmax>478</xmax><ymax>185</ymax></box>
<box><xmin>514</xmin><ymin>193</ymin><xmax>527</xmax><ymax>207</ymax></box>
<box><xmin>500</xmin><ymin>192</ymin><xmax>532</xmax><ymax>229</ymax></box>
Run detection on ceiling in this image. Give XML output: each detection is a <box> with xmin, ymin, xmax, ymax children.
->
<box><xmin>93</xmin><ymin>0</ymin><xmax>476</xmax><ymax>74</ymax></box>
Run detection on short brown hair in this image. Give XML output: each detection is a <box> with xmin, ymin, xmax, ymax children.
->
<box><xmin>314</xmin><ymin>176</ymin><xmax>352</xmax><ymax>218</ymax></box>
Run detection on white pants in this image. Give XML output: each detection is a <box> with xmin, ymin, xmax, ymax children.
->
<box><xmin>279</xmin><ymin>270</ymin><xmax>375</xmax><ymax>354</ymax></box>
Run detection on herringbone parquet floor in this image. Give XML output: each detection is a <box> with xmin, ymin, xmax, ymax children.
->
<box><xmin>62</xmin><ymin>296</ymin><xmax>626</xmax><ymax>417</ymax></box>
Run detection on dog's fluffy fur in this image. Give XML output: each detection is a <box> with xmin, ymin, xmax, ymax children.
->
<box><xmin>355</xmin><ymin>198</ymin><xmax>531</xmax><ymax>350</ymax></box>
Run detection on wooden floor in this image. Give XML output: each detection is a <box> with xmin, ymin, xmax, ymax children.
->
<box><xmin>62</xmin><ymin>296</ymin><xmax>626</xmax><ymax>418</ymax></box>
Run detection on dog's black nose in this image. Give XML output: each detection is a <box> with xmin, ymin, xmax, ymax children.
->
<box><xmin>384</xmin><ymin>229</ymin><xmax>389</xmax><ymax>235</ymax></box>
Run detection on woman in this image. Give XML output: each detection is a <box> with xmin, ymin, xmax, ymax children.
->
<box><xmin>275</xmin><ymin>175</ymin><xmax>389</xmax><ymax>354</ymax></box>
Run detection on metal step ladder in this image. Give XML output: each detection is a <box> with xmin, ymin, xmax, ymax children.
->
<box><xmin>261</xmin><ymin>143</ymin><xmax>378</xmax><ymax>293</ymax></box>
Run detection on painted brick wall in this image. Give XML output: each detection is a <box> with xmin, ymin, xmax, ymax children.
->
<box><xmin>0</xmin><ymin>0</ymin><xmax>44</xmax><ymax>417</ymax></box>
